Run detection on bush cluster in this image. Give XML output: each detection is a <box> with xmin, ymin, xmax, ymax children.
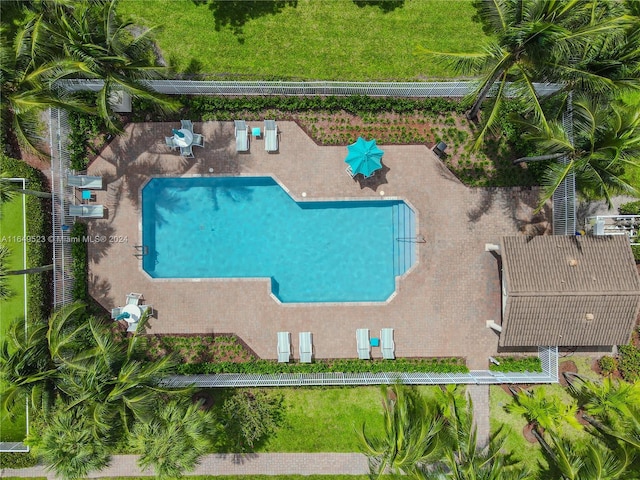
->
<box><xmin>0</xmin><ymin>451</ymin><xmax>39</xmax><ymax>469</ymax></box>
<box><xmin>157</xmin><ymin>95</ymin><xmax>467</xmax><ymax>122</ymax></box>
<box><xmin>70</xmin><ymin>222</ymin><xmax>88</xmax><ymax>302</ymax></box>
<box><xmin>619</xmin><ymin>201</ymin><xmax>640</xmax><ymax>215</ymax></box>
<box><xmin>68</xmin><ymin>110</ymin><xmax>105</xmax><ymax>171</ymax></box>
<box><xmin>597</xmin><ymin>355</ymin><xmax>617</xmax><ymax>376</ymax></box>
<box><xmin>488</xmin><ymin>356</ymin><xmax>543</xmax><ymax>373</ymax></box>
<box><xmin>617</xmin><ymin>344</ymin><xmax>640</xmax><ymax>382</ymax></box>
<box><xmin>0</xmin><ymin>154</ymin><xmax>51</xmax><ymax>321</ymax></box>
<box><xmin>176</xmin><ymin>357</ymin><xmax>469</xmax><ymax>375</ymax></box>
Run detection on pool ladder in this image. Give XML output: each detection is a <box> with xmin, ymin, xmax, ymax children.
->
<box><xmin>396</xmin><ymin>235</ymin><xmax>426</xmax><ymax>243</ymax></box>
<box><xmin>133</xmin><ymin>245</ymin><xmax>148</xmax><ymax>258</ymax></box>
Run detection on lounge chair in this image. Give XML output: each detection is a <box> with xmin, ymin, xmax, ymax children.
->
<box><xmin>264</xmin><ymin>120</ymin><xmax>278</xmax><ymax>152</ymax></box>
<box><xmin>381</xmin><ymin>328</ymin><xmax>395</xmax><ymax>360</ymax></box>
<box><xmin>67</xmin><ymin>175</ymin><xmax>103</xmax><ymax>189</ymax></box>
<box><xmin>192</xmin><ymin>133</ymin><xmax>205</xmax><ymax>148</ymax></box>
<box><xmin>126</xmin><ymin>292</ymin><xmax>143</xmax><ymax>305</ymax></box>
<box><xmin>140</xmin><ymin>305</ymin><xmax>154</xmax><ymax>317</ymax></box>
<box><xmin>69</xmin><ymin>204</ymin><xmax>104</xmax><ymax>218</ymax></box>
<box><xmin>299</xmin><ymin>332</ymin><xmax>313</xmax><ymax>363</ymax></box>
<box><xmin>111</xmin><ymin>307</ymin><xmax>122</xmax><ymax>319</ymax></box>
<box><xmin>165</xmin><ymin>136</ymin><xmax>178</xmax><ymax>150</ymax></box>
<box><xmin>345</xmin><ymin>165</ymin><xmax>356</xmax><ymax>178</ymax></box>
<box><xmin>356</xmin><ymin>328</ymin><xmax>371</xmax><ymax>360</ymax></box>
<box><xmin>180</xmin><ymin>119</ymin><xmax>193</xmax><ymax>132</ymax></box>
<box><xmin>234</xmin><ymin>120</ymin><xmax>249</xmax><ymax>152</ymax></box>
<box><xmin>127</xmin><ymin>321</ymin><xmax>139</xmax><ymax>333</ymax></box>
<box><xmin>277</xmin><ymin>331</ymin><xmax>291</xmax><ymax>363</ymax></box>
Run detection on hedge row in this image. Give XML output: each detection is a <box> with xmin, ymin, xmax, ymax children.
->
<box><xmin>0</xmin><ymin>451</ymin><xmax>39</xmax><ymax>469</ymax></box>
<box><xmin>489</xmin><ymin>356</ymin><xmax>543</xmax><ymax>373</ymax></box>
<box><xmin>70</xmin><ymin>221</ymin><xmax>88</xmax><ymax>302</ymax></box>
<box><xmin>0</xmin><ymin>154</ymin><xmax>51</xmax><ymax>321</ymax></box>
<box><xmin>68</xmin><ymin>109</ymin><xmax>105</xmax><ymax>171</ymax></box>
<box><xmin>618</xmin><ymin>201</ymin><xmax>640</xmax><ymax>260</ymax></box>
<box><xmin>175</xmin><ymin>357</ymin><xmax>469</xmax><ymax>375</ymax></box>
<box><xmin>618</xmin><ymin>344</ymin><xmax>640</xmax><ymax>382</ymax></box>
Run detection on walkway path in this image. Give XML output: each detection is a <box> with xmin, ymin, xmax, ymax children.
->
<box><xmin>468</xmin><ymin>384</ymin><xmax>491</xmax><ymax>448</ymax></box>
<box><xmin>2</xmin><ymin>453</ymin><xmax>370</xmax><ymax>478</ymax></box>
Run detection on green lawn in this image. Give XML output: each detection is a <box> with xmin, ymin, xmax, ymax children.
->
<box><xmin>209</xmin><ymin>386</ymin><xmax>385</xmax><ymax>453</ymax></box>
<box><xmin>0</xmin><ymin>195</ymin><xmax>28</xmax><ymax>443</ymax></box>
<box><xmin>119</xmin><ymin>0</ymin><xmax>489</xmax><ymax>81</ymax></box>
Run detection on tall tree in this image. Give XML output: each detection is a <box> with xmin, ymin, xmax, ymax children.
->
<box><xmin>359</xmin><ymin>384</ymin><xmax>444</xmax><ymax>479</ymax></box>
<box><xmin>417</xmin><ymin>0</ymin><xmax>634</xmax><ymax>149</ymax></box>
<box><xmin>43</xmin><ymin>0</ymin><xmax>178</xmax><ymax>131</ymax></box>
<box><xmin>131</xmin><ymin>398</ymin><xmax>215</xmax><ymax>479</ymax></box>
<box><xmin>513</xmin><ymin>95</ymin><xmax>640</xmax><ymax>208</ymax></box>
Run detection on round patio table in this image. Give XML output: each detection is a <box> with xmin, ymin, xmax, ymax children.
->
<box><xmin>173</xmin><ymin>129</ymin><xmax>193</xmax><ymax>148</ymax></box>
<box><xmin>122</xmin><ymin>304</ymin><xmax>141</xmax><ymax>324</ymax></box>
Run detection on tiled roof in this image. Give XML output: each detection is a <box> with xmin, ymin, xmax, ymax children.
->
<box><xmin>499</xmin><ymin>235</ymin><xmax>640</xmax><ymax>347</ymax></box>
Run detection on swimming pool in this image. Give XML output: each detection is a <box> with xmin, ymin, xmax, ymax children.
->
<box><xmin>142</xmin><ymin>177</ymin><xmax>416</xmax><ymax>303</ymax></box>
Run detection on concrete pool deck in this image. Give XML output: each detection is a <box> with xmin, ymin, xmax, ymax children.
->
<box><xmin>86</xmin><ymin>121</ymin><xmax>549</xmax><ymax>369</ymax></box>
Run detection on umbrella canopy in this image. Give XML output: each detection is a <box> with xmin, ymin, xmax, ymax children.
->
<box><xmin>345</xmin><ymin>137</ymin><xmax>384</xmax><ymax>178</ymax></box>
<box><xmin>115</xmin><ymin>312</ymin><xmax>130</xmax><ymax>321</ymax></box>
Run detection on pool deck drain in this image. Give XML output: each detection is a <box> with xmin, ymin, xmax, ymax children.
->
<box><xmin>87</xmin><ymin>121</ymin><xmax>549</xmax><ymax>369</ymax></box>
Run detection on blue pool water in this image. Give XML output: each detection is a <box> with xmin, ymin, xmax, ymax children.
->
<box><xmin>142</xmin><ymin>177</ymin><xmax>415</xmax><ymax>303</ymax></box>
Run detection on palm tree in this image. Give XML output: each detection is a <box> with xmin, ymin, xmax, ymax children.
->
<box><xmin>131</xmin><ymin>398</ymin><xmax>215</xmax><ymax>479</ymax></box>
<box><xmin>506</xmin><ymin>386</ymin><xmax>582</xmax><ymax>440</ymax></box>
<box><xmin>513</xmin><ymin>95</ymin><xmax>640</xmax><ymax>209</ymax></box>
<box><xmin>417</xmin><ymin>0</ymin><xmax>633</xmax><ymax>149</ymax></box>
<box><xmin>428</xmin><ymin>386</ymin><xmax>530</xmax><ymax>480</ymax></box>
<box><xmin>33</xmin><ymin>402</ymin><xmax>113</xmax><ymax>480</ymax></box>
<box><xmin>43</xmin><ymin>0</ymin><xmax>179</xmax><ymax>132</ymax></box>
<box><xmin>358</xmin><ymin>384</ymin><xmax>444</xmax><ymax>478</ymax></box>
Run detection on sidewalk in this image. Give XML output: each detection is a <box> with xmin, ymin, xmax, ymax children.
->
<box><xmin>2</xmin><ymin>453</ymin><xmax>370</xmax><ymax>478</ymax></box>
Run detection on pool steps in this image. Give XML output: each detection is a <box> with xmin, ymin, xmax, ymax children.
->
<box><xmin>392</xmin><ymin>202</ymin><xmax>417</xmax><ymax>276</ymax></box>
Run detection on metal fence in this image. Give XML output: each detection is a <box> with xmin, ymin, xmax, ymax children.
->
<box><xmin>552</xmin><ymin>93</ymin><xmax>576</xmax><ymax>236</ymax></box>
<box><xmin>160</xmin><ymin>346</ymin><xmax>559</xmax><ymax>388</ymax></box>
<box><xmin>56</xmin><ymin>79</ymin><xmax>562</xmax><ymax>98</ymax></box>
<box><xmin>48</xmin><ymin>108</ymin><xmax>75</xmax><ymax>307</ymax></box>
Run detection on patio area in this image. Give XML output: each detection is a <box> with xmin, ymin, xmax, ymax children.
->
<box><xmin>86</xmin><ymin>121</ymin><xmax>549</xmax><ymax>369</ymax></box>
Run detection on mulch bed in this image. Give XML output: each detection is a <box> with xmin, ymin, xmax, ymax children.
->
<box><xmin>558</xmin><ymin>360</ymin><xmax>578</xmax><ymax>387</ymax></box>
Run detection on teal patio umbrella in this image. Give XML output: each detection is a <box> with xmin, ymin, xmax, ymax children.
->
<box><xmin>345</xmin><ymin>137</ymin><xmax>384</xmax><ymax>178</ymax></box>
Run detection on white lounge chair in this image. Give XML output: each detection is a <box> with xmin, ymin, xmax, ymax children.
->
<box><xmin>381</xmin><ymin>328</ymin><xmax>395</xmax><ymax>360</ymax></box>
<box><xmin>299</xmin><ymin>332</ymin><xmax>313</xmax><ymax>363</ymax></box>
<box><xmin>180</xmin><ymin>119</ymin><xmax>193</xmax><ymax>132</ymax></box>
<box><xmin>69</xmin><ymin>204</ymin><xmax>104</xmax><ymax>218</ymax></box>
<box><xmin>264</xmin><ymin>120</ymin><xmax>278</xmax><ymax>152</ymax></box>
<box><xmin>111</xmin><ymin>307</ymin><xmax>122</xmax><ymax>319</ymax></box>
<box><xmin>277</xmin><ymin>331</ymin><xmax>291</xmax><ymax>363</ymax></box>
<box><xmin>180</xmin><ymin>145</ymin><xmax>194</xmax><ymax>158</ymax></box>
<box><xmin>67</xmin><ymin>175</ymin><xmax>103</xmax><ymax>189</ymax></box>
<box><xmin>356</xmin><ymin>328</ymin><xmax>371</xmax><ymax>360</ymax></box>
<box><xmin>140</xmin><ymin>305</ymin><xmax>154</xmax><ymax>317</ymax></box>
<box><xmin>126</xmin><ymin>292</ymin><xmax>143</xmax><ymax>305</ymax></box>
<box><xmin>127</xmin><ymin>321</ymin><xmax>139</xmax><ymax>333</ymax></box>
<box><xmin>234</xmin><ymin>120</ymin><xmax>249</xmax><ymax>152</ymax></box>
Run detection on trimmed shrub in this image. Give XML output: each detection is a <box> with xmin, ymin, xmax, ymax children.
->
<box><xmin>70</xmin><ymin>222</ymin><xmax>88</xmax><ymax>302</ymax></box>
<box><xmin>0</xmin><ymin>451</ymin><xmax>39</xmax><ymax>468</ymax></box>
<box><xmin>175</xmin><ymin>357</ymin><xmax>468</xmax><ymax>375</ymax></box>
<box><xmin>489</xmin><ymin>356</ymin><xmax>543</xmax><ymax>373</ymax></box>
<box><xmin>619</xmin><ymin>201</ymin><xmax>640</xmax><ymax>215</ymax></box>
<box><xmin>598</xmin><ymin>356</ymin><xmax>617</xmax><ymax>376</ymax></box>
<box><xmin>0</xmin><ymin>154</ymin><xmax>51</xmax><ymax>321</ymax></box>
<box><xmin>617</xmin><ymin>344</ymin><xmax>640</xmax><ymax>382</ymax></box>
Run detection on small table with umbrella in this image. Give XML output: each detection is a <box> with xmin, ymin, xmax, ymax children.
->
<box><xmin>120</xmin><ymin>304</ymin><xmax>141</xmax><ymax>324</ymax></box>
<box><xmin>172</xmin><ymin>128</ymin><xmax>193</xmax><ymax>148</ymax></box>
<box><xmin>345</xmin><ymin>137</ymin><xmax>384</xmax><ymax>178</ymax></box>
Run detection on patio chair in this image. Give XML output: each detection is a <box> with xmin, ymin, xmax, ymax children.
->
<box><xmin>381</xmin><ymin>328</ymin><xmax>395</xmax><ymax>360</ymax></box>
<box><xmin>165</xmin><ymin>136</ymin><xmax>178</xmax><ymax>150</ymax></box>
<box><xmin>345</xmin><ymin>165</ymin><xmax>356</xmax><ymax>178</ymax></box>
<box><xmin>356</xmin><ymin>328</ymin><xmax>371</xmax><ymax>360</ymax></box>
<box><xmin>264</xmin><ymin>120</ymin><xmax>278</xmax><ymax>152</ymax></box>
<box><xmin>299</xmin><ymin>332</ymin><xmax>313</xmax><ymax>363</ymax></box>
<box><xmin>192</xmin><ymin>133</ymin><xmax>205</xmax><ymax>148</ymax></box>
<box><xmin>432</xmin><ymin>141</ymin><xmax>447</xmax><ymax>157</ymax></box>
<box><xmin>69</xmin><ymin>204</ymin><xmax>104</xmax><ymax>218</ymax></box>
<box><xmin>180</xmin><ymin>145</ymin><xmax>194</xmax><ymax>158</ymax></box>
<box><xmin>67</xmin><ymin>175</ymin><xmax>103</xmax><ymax>189</ymax></box>
<box><xmin>126</xmin><ymin>292</ymin><xmax>143</xmax><ymax>305</ymax></box>
<box><xmin>126</xmin><ymin>321</ymin><xmax>139</xmax><ymax>333</ymax></box>
<box><xmin>234</xmin><ymin>120</ymin><xmax>249</xmax><ymax>152</ymax></box>
<box><xmin>180</xmin><ymin>119</ymin><xmax>193</xmax><ymax>132</ymax></box>
<box><xmin>277</xmin><ymin>331</ymin><xmax>291</xmax><ymax>363</ymax></box>
<box><xmin>111</xmin><ymin>307</ymin><xmax>122</xmax><ymax>319</ymax></box>
<box><xmin>140</xmin><ymin>305</ymin><xmax>154</xmax><ymax>317</ymax></box>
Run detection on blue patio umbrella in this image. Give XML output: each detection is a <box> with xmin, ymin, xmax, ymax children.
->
<box><xmin>115</xmin><ymin>312</ymin><xmax>130</xmax><ymax>321</ymax></box>
<box><xmin>172</xmin><ymin>128</ymin><xmax>185</xmax><ymax>138</ymax></box>
<box><xmin>344</xmin><ymin>137</ymin><xmax>384</xmax><ymax>178</ymax></box>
